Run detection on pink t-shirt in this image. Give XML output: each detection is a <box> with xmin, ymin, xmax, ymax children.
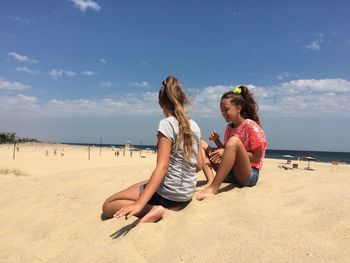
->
<box><xmin>224</xmin><ymin>119</ymin><xmax>267</xmax><ymax>170</ymax></box>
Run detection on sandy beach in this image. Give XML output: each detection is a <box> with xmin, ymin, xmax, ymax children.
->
<box><xmin>1</xmin><ymin>143</ymin><xmax>349</xmax><ymax>262</ymax></box>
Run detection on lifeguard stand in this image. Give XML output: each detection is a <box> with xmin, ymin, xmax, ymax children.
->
<box><xmin>124</xmin><ymin>141</ymin><xmax>131</xmax><ymax>150</ymax></box>
<box><xmin>331</xmin><ymin>160</ymin><xmax>339</xmax><ymax>173</ymax></box>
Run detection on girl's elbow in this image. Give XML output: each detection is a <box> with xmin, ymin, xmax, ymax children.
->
<box><xmin>196</xmin><ymin>162</ymin><xmax>203</xmax><ymax>172</ymax></box>
<box><xmin>252</xmin><ymin>154</ymin><xmax>262</xmax><ymax>163</ymax></box>
<box><xmin>156</xmin><ymin>164</ymin><xmax>168</xmax><ymax>174</ymax></box>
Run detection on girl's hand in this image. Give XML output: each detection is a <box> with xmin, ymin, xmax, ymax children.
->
<box><xmin>209</xmin><ymin>148</ymin><xmax>224</xmax><ymax>164</ymax></box>
<box><xmin>114</xmin><ymin>202</ymin><xmax>144</xmax><ymax>220</ymax></box>
<box><xmin>209</xmin><ymin>131</ymin><xmax>220</xmax><ymax>142</ymax></box>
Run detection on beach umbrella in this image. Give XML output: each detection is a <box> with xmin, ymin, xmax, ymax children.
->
<box><xmin>282</xmin><ymin>154</ymin><xmax>294</xmax><ymax>163</ymax></box>
<box><xmin>302</xmin><ymin>156</ymin><xmax>317</xmax><ymax>170</ymax></box>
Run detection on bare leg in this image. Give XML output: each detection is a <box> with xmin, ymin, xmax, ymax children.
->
<box><xmin>196</xmin><ymin>140</ymin><xmax>215</xmax><ymax>191</ymax></box>
<box><xmin>138</xmin><ymin>205</ymin><xmax>165</xmax><ymax>224</ymax></box>
<box><xmin>196</xmin><ymin>137</ymin><xmax>251</xmax><ymax>200</ymax></box>
<box><xmin>102</xmin><ymin>180</ymin><xmax>165</xmax><ymax>224</ymax></box>
<box><xmin>102</xmin><ymin>180</ymin><xmax>147</xmax><ymax>218</ymax></box>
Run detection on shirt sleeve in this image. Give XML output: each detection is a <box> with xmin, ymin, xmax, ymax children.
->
<box><xmin>248</xmin><ymin>121</ymin><xmax>266</xmax><ymax>151</ymax></box>
<box><xmin>158</xmin><ymin>119</ymin><xmax>175</xmax><ymax>143</ymax></box>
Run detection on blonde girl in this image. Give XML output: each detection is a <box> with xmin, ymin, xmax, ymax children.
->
<box><xmin>102</xmin><ymin>76</ymin><xmax>202</xmax><ymax>223</ymax></box>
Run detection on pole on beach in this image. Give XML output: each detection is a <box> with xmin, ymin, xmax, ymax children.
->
<box><xmin>88</xmin><ymin>145</ymin><xmax>91</xmax><ymax>160</ymax></box>
<box><xmin>13</xmin><ymin>142</ymin><xmax>16</xmax><ymax>160</ymax></box>
<box><xmin>140</xmin><ymin>139</ymin><xmax>142</xmax><ymax>157</ymax></box>
<box><xmin>100</xmin><ymin>137</ymin><xmax>102</xmax><ymax>157</ymax></box>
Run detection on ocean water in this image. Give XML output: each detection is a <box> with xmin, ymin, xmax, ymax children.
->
<box><xmin>63</xmin><ymin>142</ymin><xmax>350</xmax><ymax>164</ymax></box>
<box><xmin>265</xmin><ymin>149</ymin><xmax>350</xmax><ymax>164</ymax></box>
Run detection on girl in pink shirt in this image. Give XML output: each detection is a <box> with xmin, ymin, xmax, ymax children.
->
<box><xmin>197</xmin><ymin>86</ymin><xmax>267</xmax><ymax>200</ymax></box>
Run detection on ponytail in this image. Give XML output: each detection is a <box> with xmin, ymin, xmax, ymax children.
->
<box><xmin>222</xmin><ymin>85</ymin><xmax>261</xmax><ymax>126</ymax></box>
<box><xmin>159</xmin><ymin>76</ymin><xmax>194</xmax><ymax>161</ymax></box>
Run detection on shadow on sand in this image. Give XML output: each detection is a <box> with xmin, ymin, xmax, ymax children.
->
<box><xmin>101</xmin><ymin>213</ymin><xmax>140</xmax><ymax>239</ymax></box>
<box><xmin>197</xmin><ymin>180</ymin><xmax>241</xmax><ymax>194</ymax></box>
<box><xmin>110</xmin><ymin>219</ymin><xmax>140</xmax><ymax>239</ymax></box>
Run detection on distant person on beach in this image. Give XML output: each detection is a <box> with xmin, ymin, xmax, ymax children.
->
<box><xmin>196</xmin><ymin>86</ymin><xmax>267</xmax><ymax>200</ymax></box>
<box><xmin>102</xmin><ymin>76</ymin><xmax>202</xmax><ymax>224</ymax></box>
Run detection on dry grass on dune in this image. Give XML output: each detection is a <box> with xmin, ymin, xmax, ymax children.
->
<box><xmin>0</xmin><ymin>168</ymin><xmax>28</xmax><ymax>177</ymax></box>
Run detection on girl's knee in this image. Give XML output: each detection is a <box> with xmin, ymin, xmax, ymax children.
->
<box><xmin>102</xmin><ymin>200</ymin><xmax>113</xmax><ymax>218</ymax></box>
<box><xmin>225</xmin><ymin>136</ymin><xmax>242</xmax><ymax>148</ymax></box>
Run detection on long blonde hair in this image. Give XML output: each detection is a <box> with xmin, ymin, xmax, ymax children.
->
<box><xmin>158</xmin><ymin>76</ymin><xmax>194</xmax><ymax>161</ymax></box>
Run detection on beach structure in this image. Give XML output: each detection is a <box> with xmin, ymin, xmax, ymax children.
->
<box><xmin>331</xmin><ymin>160</ymin><xmax>339</xmax><ymax>173</ymax></box>
<box><xmin>302</xmin><ymin>156</ymin><xmax>317</xmax><ymax>170</ymax></box>
<box><xmin>124</xmin><ymin>141</ymin><xmax>131</xmax><ymax>150</ymax></box>
<box><xmin>292</xmin><ymin>163</ymin><xmax>299</xmax><ymax>169</ymax></box>
<box><xmin>282</xmin><ymin>154</ymin><xmax>294</xmax><ymax>164</ymax></box>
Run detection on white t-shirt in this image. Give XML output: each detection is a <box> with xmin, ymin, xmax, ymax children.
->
<box><xmin>156</xmin><ymin>116</ymin><xmax>201</xmax><ymax>202</ymax></box>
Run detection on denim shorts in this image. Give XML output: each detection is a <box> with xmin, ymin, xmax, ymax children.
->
<box><xmin>226</xmin><ymin>167</ymin><xmax>259</xmax><ymax>187</ymax></box>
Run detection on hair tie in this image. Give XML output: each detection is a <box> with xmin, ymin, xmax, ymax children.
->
<box><xmin>233</xmin><ymin>87</ymin><xmax>242</xmax><ymax>94</ymax></box>
<box><xmin>162</xmin><ymin>80</ymin><xmax>167</xmax><ymax>87</ymax></box>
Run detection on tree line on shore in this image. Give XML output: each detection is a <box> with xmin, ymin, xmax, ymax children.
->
<box><xmin>0</xmin><ymin>132</ymin><xmax>38</xmax><ymax>144</ymax></box>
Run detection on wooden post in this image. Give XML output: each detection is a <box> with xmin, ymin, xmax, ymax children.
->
<box><xmin>13</xmin><ymin>142</ymin><xmax>16</xmax><ymax>160</ymax></box>
<box><xmin>88</xmin><ymin>145</ymin><xmax>91</xmax><ymax>160</ymax></box>
<box><xmin>139</xmin><ymin>139</ymin><xmax>142</xmax><ymax>157</ymax></box>
<box><xmin>100</xmin><ymin>137</ymin><xmax>102</xmax><ymax>157</ymax></box>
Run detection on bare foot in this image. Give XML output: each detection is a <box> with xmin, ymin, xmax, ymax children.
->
<box><xmin>196</xmin><ymin>186</ymin><xmax>217</xmax><ymax>201</ymax></box>
<box><xmin>138</xmin><ymin>205</ymin><xmax>165</xmax><ymax>224</ymax></box>
<box><xmin>195</xmin><ymin>183</ymin><xmax>211</xmax><ymax>192</ymax></box>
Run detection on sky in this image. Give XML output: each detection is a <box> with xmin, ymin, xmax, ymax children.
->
<box><xmin>1</xmin><ymin>0</ymin><xmax>350</xmax><ymax>152</ymax></box>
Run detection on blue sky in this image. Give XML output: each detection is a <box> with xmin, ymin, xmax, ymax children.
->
<box><xmin>1</xmin><ymin>0</ymin><xmax>350</xmax><ymax>151</ymax></box>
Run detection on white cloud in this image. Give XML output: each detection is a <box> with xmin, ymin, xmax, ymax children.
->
<box><xmin>276</xmin><ymin>72</ymin><xmax>300</xmax><ymax>81</ymax></box>
<box><xmin>0</xmin><ymin>95</ymin><xmax>38</xmax><ymax>111</ymax></box>
<box><xmin>306</xmin><ymin>41</ymin><xmax>320</xmax><ymax>51</ymax></box>
<box><xmin>8</xmin><ymin>52</ymin><xmax>38</xmax><ymax>63</ymax></box>
<box><xmin>0</xmin><ymin>77</ymin><xmax>31</xmax><ymax>91</ymax></box>
<box><xmin>250</xmin><ymin>79</ymin><xmax>350</xmax><ymax>117</ymax></box>
<box><xmin>100</xmin><ymin>58</ymin><xmax>107</xmax><ymax>64</ymax></box>
<box><xmin>82</xmin><ymin>70</ymin><xmax>94</xmax><ymax>76</ymax></box>
<box><xmin>43</xmin><ymin>93</ymin><xmax>158</xmax><ymax>117</ymax></box>
<box><xmin>280</xmin><ymin>78</ymin><xmax>350</xmax><ymax>93</ymax></box>
<box><xmin>232</xmin><ymin>11</ymin><xmax>243</xmax><ymax>16</ymax></box>
<box><xmin>15</xmin><ymin>66</ymin><xmax>40</xmax><ymax>75</ymax></box>
<box><xmin>1</xmin><ymin>78</ymin><xmax>349</xmax><ymax>119</ymax></box>
<box><xmin>70</xmin><ymin>0</ymin><xmax>101</xmax><ymax>13</ymax></box>
<box><xmin>189</xmin><ymin>79</ymin><xmax>350</xmax><ymax>118</ymax></box>
<box><xmin>8</xmin><ymin>16</ymin><xmax>30</xmax><ymax>24</ymax></box>
<box><xmin>50</xmin><ymin>69</ymin><xmax>77</xmax><ymax>79</ymax></box>
<box><xmin>129</xmin><ymin>81</ymin><xmax>149</xmax><ymax>88</ymax></box>
<box><xmin>0</xmin><ymin>92</ymin><xmax>159</xmax><ymax>118</ymax></box>
<box><xmin>99</xmin><ymin>81</ymin><xmax>113</xmax><ymax>88</ymax></box>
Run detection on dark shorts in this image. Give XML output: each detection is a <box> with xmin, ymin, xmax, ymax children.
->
<box><xmin>226</xmin><ymin>167</ymin><xmax>259</xmax><ymax>187</ymax></box>
<box><xmin>139</xmin><ymin>184</ymin><xmax>191</xmax><ymax>209</ymax></box>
